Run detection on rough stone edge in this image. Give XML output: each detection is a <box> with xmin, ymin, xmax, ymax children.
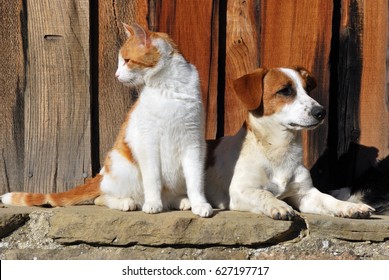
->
<box><xmin>303</xmin><ymin>214</ymin><xmax>389</xmax><ymax>242</ymax></box>
<box><xmin>0</xmin><ymin>212</ymin><xmax>30</xmax><ymax>239</ymax></box>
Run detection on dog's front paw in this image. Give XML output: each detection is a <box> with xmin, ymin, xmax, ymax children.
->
<box><xmin>336</xmin><ymin>202</ymin><xmax>375</xmax><ymax>219</ymax></box>
<box><xmin>266</xmin><ymin>201</ymin><xmax>296</xmax><ymax>220</ymax></box>
<box><xmin>192</xmin><ymin>202</ymin><xmax>213</xmax><ymax>218</ymax></box>
<box><xmin>142</xmin><ymin>200</ymin><xmax>163</xmax><ymax>214</ymax></box>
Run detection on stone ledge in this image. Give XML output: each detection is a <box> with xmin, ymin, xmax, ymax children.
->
<box><xmin>1</xmin><ymin>205</ymin><xmax>388</xmax><ymax>260</ymax></box>
<box><xmin>304</xmin><ymin>213</ymin><xmax>389</xmax><ymax>242</ymax></box>
<box><xmin>0</xmin><ymin>206</ymin><xmax>31</xmax><ymax>239</ymax></box>
<box><xmin>46</xmin><ymin>206</ymin><xmax>307</xmax><ymax>246</ymax></box>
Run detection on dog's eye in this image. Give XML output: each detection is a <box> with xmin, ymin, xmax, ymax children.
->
<box><xmin>277</xmin><ymin>86</ymin><xmax>293</xmax><ymax>97</ymax></box>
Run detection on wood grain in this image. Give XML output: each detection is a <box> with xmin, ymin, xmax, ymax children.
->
<box><xmin>97</xmin><ymin>0</ymin><xmax>148</xmax><ymax>167</ymax></box>
<box><xmin>336</xmin><ymin>0</ymin><xmax>364</xmax><ymax>158</ymax></box>
<box><xmin>224</xmin><ymin>0</ymin><xmax>261</xmax><ymax>136</ymax></box>
<box><xmin>260</xmin><ymin>0</ymin><xmax>333</xmax><ymax>168</ymax></box>
<box><xmin>0</xmin><ymin>0</ymin><xmax>26</xmax><ymax>193</ymax></box>
<box><xmin>23</xmin><ymin>0</ymin><xmax>91</xmax><ymax>192</ymax></box>
<box><xmin>358</xmin><ymin>0</ymin><xmax>389</xmax><ymax>171</ymax></box>
<box><xmin>152</xmin><ymin>0</ymin><xmax>219</xmax><ymax>139</ymax></box>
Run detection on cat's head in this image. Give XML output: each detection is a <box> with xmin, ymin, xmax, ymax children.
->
<box><xmin>115</xmin><ymin>23</ymin><xmax>177</xmax><ymax>86</ymax></box>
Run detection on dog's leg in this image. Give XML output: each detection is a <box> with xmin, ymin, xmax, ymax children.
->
<box><xmin>296</xmin><ymin>188</ymin><xmax>374</xmax><ymax>218</ymax></box>
<box><xmin>287</xmin><ymin>167</ymin><xmax>374</xmax><ymax>218</ymax></box>
<box><xmin>230</xmin><ymin>186</ymin><xmax>295</xmax><ymax>220</ymax></box>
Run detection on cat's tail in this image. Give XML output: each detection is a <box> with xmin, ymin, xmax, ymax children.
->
<box><xmin>0</xmin><ymin>174</ymin><xmax>102</xmax><ymax>207</ymax></box>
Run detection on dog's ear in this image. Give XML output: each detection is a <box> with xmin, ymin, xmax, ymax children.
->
<box><xmin>292</xmin><ymin>66</ymin><xmax>317</xmax><ymax>92</ymax></box>
<box><xmin>233</xmin><ymin>68</ymin><xmax>268</xmax><ymax>110</ymax></box>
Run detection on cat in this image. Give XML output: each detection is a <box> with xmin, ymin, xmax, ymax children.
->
<box><xmin>1</xmin><ymin>23</ymin><xmax>213</xmax><ymax>218</ymax></box>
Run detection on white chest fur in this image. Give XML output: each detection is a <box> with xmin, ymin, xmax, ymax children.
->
<box><xmin>126</xmin><ymin>86</ymin><xmax>205</xmax><ymax>188</ymax></box>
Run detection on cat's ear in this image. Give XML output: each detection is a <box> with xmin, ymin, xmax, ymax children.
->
<box><xmin>123</xmin><ymin>23</ymin><xmax>133</xmax><ymax>38</ymax></box>
<box><xmin>123</xmin><ymin>23</ymin><xmax>151</xmax><ymax>47</ymax></box>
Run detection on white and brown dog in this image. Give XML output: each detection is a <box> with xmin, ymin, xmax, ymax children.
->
<box><xmin>205</xmin><ymin>66</ymin><xmax>374</xmax><ymax>220</ymax></box>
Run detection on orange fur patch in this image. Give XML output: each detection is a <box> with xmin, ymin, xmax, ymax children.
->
<box><xmin>7</xmin><ymin>175</ymin><xmax>102</xmax><ymax>207</ymax></box>
<box><xmin>104</xmin><ymin>100</ymin><xmax>139</xmax><ymax>174</ymax></box>
<box><xmin>120</xmin><ymin>33</ymin><xmax>161</xmax><ymax>69</ymax></box>
<box><xmin>10</xmin><ymin>192</ymin><xmax>46</xmax><ymax>206</ymax></box>
<box><xmin>114</xmin><ymin>104</ymin><xmax>137</xmax><ymax>164</ymax></box>
<box><xmin>120</xmin><ymin>28</ymin><xmax>180</xmax><ymax>69</ymax></box>
<box><xmin>48</xmin><ymin>175</ymin><xmax>102</xmax><ymax>206</ymax></box>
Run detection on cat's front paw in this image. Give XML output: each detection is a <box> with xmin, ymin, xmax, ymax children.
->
<box><xmin>142</xmin><ymin>201</ymin><xmax>163</xmax><ymax>214</ymax></box>
<box><xmin>191</xmin><ymin>203</ymin><xmax>213</xmax><ymax>218</ymax></box>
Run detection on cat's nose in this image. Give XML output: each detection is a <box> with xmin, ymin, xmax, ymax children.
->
<box><xmin>115</xmin><ymin>71</ymin><xmax>120</xmax><ymax>78</ymax></box>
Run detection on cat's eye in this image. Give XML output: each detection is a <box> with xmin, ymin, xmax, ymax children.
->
<box><xmin>123</xmin><ymin>58</ymin><xmax>130</xmax><ymax>64</ymax></box>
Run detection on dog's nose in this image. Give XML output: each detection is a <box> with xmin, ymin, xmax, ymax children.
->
<box><xmin>310</xmin><ymin>106</ymin><xmax>326</xmax><ymax>121</ymax></box>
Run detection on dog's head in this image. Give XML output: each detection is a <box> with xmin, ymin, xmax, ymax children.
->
<box><xmin>233</xmin><ymin>66</ymin><xmax>326</xmax><ymax>130</ymax></box>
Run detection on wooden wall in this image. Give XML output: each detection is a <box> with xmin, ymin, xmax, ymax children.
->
<box><xmin>0</xmin><ymin>0</ymin><xmax>388</xmax><ymax>194</ymax></box>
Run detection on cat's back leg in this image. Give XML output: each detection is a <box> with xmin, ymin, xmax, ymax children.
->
<box><xmin>162</xmin><ymin>191</ymin><xmax>191</xmax><ymax>211</ymax></box>
<box><xmin>94</xmin><ymin>195</ymin><xmax>137</xmax><ymax>211</ymax></box>
<box><xmin>99</xmin><ymin>150</ymin><xmax>144</xmax><ymax>211</ymax></box>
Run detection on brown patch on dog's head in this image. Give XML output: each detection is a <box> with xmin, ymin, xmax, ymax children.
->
<box><xmin>234</xmin><ymin>66</ymin><xmax>317</xmax><ymax>117</ymax></box>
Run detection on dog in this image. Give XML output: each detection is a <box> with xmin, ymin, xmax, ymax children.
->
<box><xmin>205</xmin><ymin>66</ymin><xmax>374</xmax><ymax>220</ymax></box>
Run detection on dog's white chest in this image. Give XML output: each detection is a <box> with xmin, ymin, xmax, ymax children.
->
<box><xmin>237</xmin><ymin>129</ymin><xmax>302</xmax><ymax>196</ymax></box>
<box><xmin>262</xmin><ymin>165</ymin><xmax>293</xmax><ymax>196</ymax></box>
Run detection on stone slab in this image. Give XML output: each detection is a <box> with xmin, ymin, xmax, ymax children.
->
<box><xmin>46</xmin><ymin>206</ymin><xmax>306</xmax><ymax>246</ymax></box>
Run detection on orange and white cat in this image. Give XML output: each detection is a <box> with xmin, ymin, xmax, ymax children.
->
<box><xmin>1</xmin><ymin>23</ymin><xmax>213</xmax><ymax>218</ymax></box>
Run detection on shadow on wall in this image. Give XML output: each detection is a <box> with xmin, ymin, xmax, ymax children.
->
<box><xmin>311</xmin><ymin>144</ymin><xmax>389</xmax><ymax>213</ymax></box>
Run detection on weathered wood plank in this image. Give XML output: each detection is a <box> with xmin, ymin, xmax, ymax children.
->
<box><xmin>152</xmin><ymin>0</ymin><xmax>219</xmax><ymax>139</ymax></box>
<box><xmin>24</xmin><ymin>0</ymin><xmax>91</xmax><ymax>192</ymax></box>
<box><xmin>326</xmin><ymin>0</ymin><xmax>366</xmax><ymax>186</ymax></box>
<box><xmin>331</xmin><ymin>0</ymin><xmax>389</xmax><ymax>183</ymax></box>
<box><xmin>260</xmin><ymin>0</ymin><xmax>333</xmax><ymax>168</ymax></box>
<box><xmin>0</xmin><ymin>0</ymin><xmax>26</xmax><ymax>193</ymax></box>
<box><xmin>224</xmin><ymin>0</ymin><xmax>261</xmax><ymax>136</ymax></box>
<box><xmin>97</xmin><ymin>0</ymin><xmax>148</xmax><ymax>168</ymax></box>
<box><xmin>358</xmin><ymin>0</ymin><xmax>389</xmax><ymax>169</ymax></box>
<box><xmin>336</xmin><ymin>0</ymin><xmax>364</xmax><ymax>158</ymax></box>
